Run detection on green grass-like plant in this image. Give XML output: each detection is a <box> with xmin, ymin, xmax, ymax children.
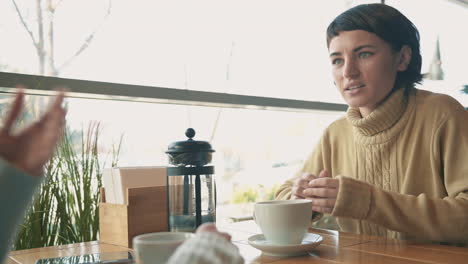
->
<box><xmin>13</xmin><ymin>122</ymin><xmax>121</xmax><ymax>250</ymax></box>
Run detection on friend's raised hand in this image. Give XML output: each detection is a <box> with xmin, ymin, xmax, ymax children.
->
<box><xmin>0</xmin><ymin>89</ymin><xmax>66</xmax><ymax>177</ymax></box>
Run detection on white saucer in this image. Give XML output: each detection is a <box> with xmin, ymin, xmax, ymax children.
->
<box><xmin>247</xmin><ymin>233</ymin><xmax>323</xmax><ymax>257</ymax></box>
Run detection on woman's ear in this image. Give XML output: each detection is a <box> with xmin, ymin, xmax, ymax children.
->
<box><xmin>397</xmin><ymin>45</ymin><xmax>412</xmax><ymax>72</ymax></box>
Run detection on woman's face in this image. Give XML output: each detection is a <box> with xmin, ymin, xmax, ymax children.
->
<box><xmin>328</xmin><ymin>30</ymin><xmax>410</xmax><ymax>117</ymax></box>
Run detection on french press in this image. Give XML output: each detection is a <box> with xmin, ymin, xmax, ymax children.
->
<box><xmin>165</xmin><ymin>128</ymin><xmax>216</xmax><ymax>232</ymax></box>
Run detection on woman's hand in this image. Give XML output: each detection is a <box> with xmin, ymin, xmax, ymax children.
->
<box><xmin>291</xmin><ymin>169</ymin><xmax>339</xmax><ymax>214</ymax></box>
<box><xmin>291</xmin><ymin>172</ymin><xmax>318</xmax><ymax>199</ymax></box>
<box><xmin>302</xmin><ymin>170</ymin><xmax>339</xmax><ymax>214</ymax></box>
<box><xmin>291</xmin><ymin>170</ymin><xmax>330</xmax><ymax>199</ymax></box>
<box><xmin>0</xmin><ymin>89</ymin><xmax>66</xmax><ymax>177</ymax></box>
<box><xmin>196</xmin><ymin>223</ymin><xmax>232</xmax><ymax>241</ymax></box>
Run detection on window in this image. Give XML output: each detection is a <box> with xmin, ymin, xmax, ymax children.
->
<box><xmin>0</xmin><ymin>0</ymin><xmax>359</xmax><ymax>102</ymax></box>
<box><xmin>67</xmin><ymin>97</ymin><xmax>343</xmax><ymax>223</ymax></box>
<box><xmin>387</xmin><ymin>0</ymin><xmax>468</xmax><ymax>105</ymax></box>
<box><xmin>1</xmin><ymin>0</ymin><xmax>467</xmax><ymax>225</ymax></box>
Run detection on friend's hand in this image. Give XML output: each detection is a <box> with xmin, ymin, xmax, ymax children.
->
<box><xmin>303</xmin><ymin>170</ymin><xmax>339</xmax><ymax>214</ymax></box>
<box><xmin>196</xmin><ymin>223</ymin><xmax>232</xmax><ymax>241</ymax></box>
<box><xmin>0</xmin><ymin>89</ymin><xmax>66</xmax><ymax>177</ymax></box>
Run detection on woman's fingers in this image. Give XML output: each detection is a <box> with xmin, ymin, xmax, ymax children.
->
<box><xmin>196</xmin><ymin>222</ymin><xmax>232</xmax><ymax>241</ymax></box>
<box><xmin>295</xmin><ymin>171</ymin><xmax>339</xmax><ymax>214</ymax></box>
<box><xmin>293</xmin><ymin>172</ymin><xmax>337</xmax><ymax>200</ymax></box>
<box><xmin>318</xmin><ymin>169</ymin><xmax>330</xmax><ymax>178</ymax></box>
<box><xmin>291</xmin><ymin>173</ymin><xmax>317</xmax><ymax>199</ymax></box>
<box><xmin>309</xmin><ymin>198</ymin><xmax>336</xmax><ymax>214</ymax></box>
<box><xmin>49</xmin><ymin>90</ymin><xmax>66</xmax><ymax>111</ymax></box>
<box><xmin>307</xmin><ymin>198</ymin><xmax>336</xmax><ymax>207</ymax></box>
<box><xmin>308</xmin><ymin>177</ymin><xmax>340</xmax><ymax>188</ymax></box>
<box><xmin>39</xmin><ymin>91</ymin><xmax>66</xmax><ymax>123</ymax></box>
<box><xmin>197</xmin><ymin>222</ymin><xmax>217</xmax><ymax>233</ymax></box>
<box><xmin>42</xmin><ymin>109</ymin><xmax>65</xmax><ymax>144</ymax></box>
<box><xmin>33</xmin><ymin>91</ymin><xmax>67</xmax><ymax>141</ymax></box>
<box><xmin>294</xmin><ymin>178</ymin><xmax>311</xmax><ymax>189</ymax></box>
<box><xmin>301</xmin><ymin>172</ymin><xmax>318</xmax><ymax>181</ymax></box>
<box><xmin>292</xmin><ymin>173</ymin><xmax>318</xmax><ymax>199</ymax></box>
<box><xmin>301</xmin><ymin>178</ymin><xmax>339</xmax><ymax>198</ymax></box>
<box><xmin>311</xmin><ymin>205</ymin><xmax>334</xmax><ymax>214</ymax></box>
<box><xmin>2</xmin><ymin>90</ymin><xmax>25</xmax><ymax>135</ymax></box>
<box><xmin>302</xmin><ymin>187</ymin><xmax>338</xmax><ymax>198</ymax></box>
<box><xmin>291</xmin><ymin>186</ymin><xmax>305</xmax><ymax>199</ymax></box>
<box><xmin>218</xmin><ymin>231</ymin><xmax>232</xmax><ymax>241</ymax></box>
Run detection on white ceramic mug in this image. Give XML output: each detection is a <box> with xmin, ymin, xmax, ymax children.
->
<box><xmin>133</xmin><ymin>232</ymin><xmax>195</xmax><ymax>264</ymax></box>
<box><xmin>254</xmin><ymin>200</ymin><xmax>313</xmax><ymax>245</ymax></box>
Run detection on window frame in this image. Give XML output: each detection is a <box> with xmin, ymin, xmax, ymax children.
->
<box><xmin>0</xmin><ymin>71</ymin><xmax>347</xmax><ymax>113</ymax></box>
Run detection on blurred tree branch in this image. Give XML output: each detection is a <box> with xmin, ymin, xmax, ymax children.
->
<box><xmin>10</xmin><ymin>0</ymin><xmax>112</xmax><ymax>76</ymax></box>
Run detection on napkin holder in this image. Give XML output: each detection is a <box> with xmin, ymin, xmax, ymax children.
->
<box><xmin>99</xmin><ymin>186</ymin><xmax>168</xmax><ymax>248</ymax></box>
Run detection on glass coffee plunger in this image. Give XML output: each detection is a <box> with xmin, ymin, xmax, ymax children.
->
<box><xmin>165</xmin><ymin>128</ymin><xmax>216</xmax><ymax>232</ymax></box>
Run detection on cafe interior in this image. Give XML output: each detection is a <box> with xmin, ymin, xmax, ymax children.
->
<box><xmin>1</xmin><ymin>0</ymin><xmax>468</xmax><ymax>263</ymax></box>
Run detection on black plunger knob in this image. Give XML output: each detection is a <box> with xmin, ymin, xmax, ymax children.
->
<box><xmin>186</xmin><ymin>128</ymin><xmax>196</xmax><ymax>139</ymax></box>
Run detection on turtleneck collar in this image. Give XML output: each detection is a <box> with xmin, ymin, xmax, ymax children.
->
<box><xmin>346</xmin><ymin>88</ymin><xmax>414</xmax><ymax>144</ymax></box>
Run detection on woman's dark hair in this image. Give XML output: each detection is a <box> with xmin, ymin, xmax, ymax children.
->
<box><xmin>326</xmin><ymin>4</ymin><xmax>422</xmax><ymax>92</ymax></box>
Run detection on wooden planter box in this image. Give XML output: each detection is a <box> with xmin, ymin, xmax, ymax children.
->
<box><xmin>99</xmin><ymin>186</ymin><xmax>168</xmax><ymax>248</ymax></box>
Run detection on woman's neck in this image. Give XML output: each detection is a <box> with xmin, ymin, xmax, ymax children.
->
<box><xmin>358</xmin><ymin>89</ymin><xmax>397</xmax><ymax>117</ymax></box>
<box><xmin>358</xmin><ymin>107</ymin><xmax>373</xmax><ymax>118</ymax></box>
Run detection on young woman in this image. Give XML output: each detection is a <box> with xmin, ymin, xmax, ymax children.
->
<box><xmin>276</xmin><ymin>3</ymin><xmax>468</xmax><ymax>245</ymax></box>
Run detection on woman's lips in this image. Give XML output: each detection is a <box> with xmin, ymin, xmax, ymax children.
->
<box><xmin>344</xmin><ymin>84</ymin><xmax>365</xmax><ymax>95</ymax></box>
<box><xmin>345</xmin><ymin>84</ymin><xmax>365</xmax><ymax>91</ymax></box>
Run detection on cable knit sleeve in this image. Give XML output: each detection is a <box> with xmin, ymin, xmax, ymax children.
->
<box><xmin>332</xmin><ymin>176</ymin><xmax>468</xmax><ymax>243</ymax></box>
<box><xmin>167</xmin><ymin>232</ymin><xmax>244</xmax><ymax>264</ymax></box>
<box><xmin>332</xmin><ymin>104</ymin><xmax>468</xmax><ymax>243</ymax></box>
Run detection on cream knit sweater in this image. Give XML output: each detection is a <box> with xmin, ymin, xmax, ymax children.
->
<box><xmin>276</xmin><ymin>88</ymin><xmax>468</xmax><ymax>244</ymax></box>
<box><xmin>168</xmin><ymin>232</ymin><xmax>244</xmax><ymax>264</ymax></box>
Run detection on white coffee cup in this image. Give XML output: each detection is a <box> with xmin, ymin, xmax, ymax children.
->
<box><xmin>133</xmin><ymin>232</ymin><xmax>195</xmax><ymax>264</ymax></box>
<box><xmin>254</xmin><ymin>200</ymin><xmax>313</xmax><ymax>245</ymax></box>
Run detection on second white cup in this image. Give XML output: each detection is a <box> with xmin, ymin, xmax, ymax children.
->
<box><xmin>254</xmin><ymin>200</ymin><xmax>313</xmax><ymax>245</ymax></box>
<box><xmin>133</xmin><ymin>232</ymin><xmax>195</xmax><ymax>264</ymax></box>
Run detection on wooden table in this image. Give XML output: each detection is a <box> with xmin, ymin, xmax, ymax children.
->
<box><xmin>7</xmin><ymin>220</ymin><xmax>468</xmax><ymax>264</ymax></box>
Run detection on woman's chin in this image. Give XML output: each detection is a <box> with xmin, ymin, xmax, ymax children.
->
<box><xmin>343</xmin><ymin>99</ymin><xmax>365</xmax><ymax>108</ymax></box>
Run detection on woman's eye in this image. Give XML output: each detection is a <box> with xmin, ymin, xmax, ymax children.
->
<box><xmin>332</xmin><ymin>58</ymin><xmax>343</xmax><ymax>65</ymax></box>
<box><xmin>359</xmin><ymin>52</ymin><xmax>373</xmax><ymax>58</ymax></box>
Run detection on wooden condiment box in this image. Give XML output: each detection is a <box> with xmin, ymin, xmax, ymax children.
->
<box><xmin>99</xmin><ymin>186</ymin><xmax>168</xmax><ymax>248</ymax></box>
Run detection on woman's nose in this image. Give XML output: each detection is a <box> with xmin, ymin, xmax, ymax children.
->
<box><xmin>343</xmin><ymin>59</ymin><xmax>360</xmax><ymax>78</ymax></box>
